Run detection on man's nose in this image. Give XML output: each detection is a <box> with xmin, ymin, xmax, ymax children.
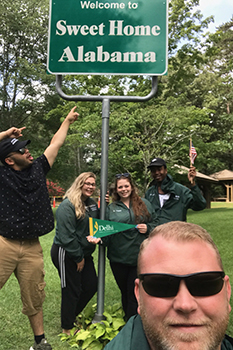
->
<box><xmin>172</xmin><ymin>280</ymin><xmax>198</xmax><ymax>314</ymax></box>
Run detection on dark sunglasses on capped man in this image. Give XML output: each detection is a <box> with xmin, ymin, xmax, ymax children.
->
<box><xmin>8</xmin><ymin>148</ymin><xmax>27</xmax><ymax>156</ymax></box>
<box><xmin>17</xmin><ymin>148</ymin><xmax>27</xmax><ymax>155</ymax></box>
<box><xmin>138</xmin><ymin>271</ymin><xmax>225</xmax><ymax>298</ymax></box>
<box><xmin>115</xmin><ymin>173</ymin><xmax>131</xmax><ymax>179</ymax></box>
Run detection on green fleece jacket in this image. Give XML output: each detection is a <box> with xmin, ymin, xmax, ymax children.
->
<box><xmin>145</xmin><ymin>174</ymin><xmax>206</xmax><ymax>225</ymax></box>
<box><xmin>54</xmin><ymin>197</ymin><xmax>99</xmax><ymax>263</ymax></box>
<box><xmin>104</xmin><ymin>198</ymin><xmax>158</xmax><ymax>266</ymax></box>
<box><xmin>104</xmin><ymin>315</ymin><xmax>233</xmax><ymax>350</ymax></box>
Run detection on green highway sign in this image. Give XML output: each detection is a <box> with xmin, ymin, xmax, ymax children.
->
<box><xmin>47</xmin><ymin>0</ymin><xmax>168</xmax><ymax>75</ymax></box>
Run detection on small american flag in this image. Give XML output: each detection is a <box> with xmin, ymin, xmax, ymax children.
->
<box><xmin>189</xmin><ymin>142</ymin><xmax>197</xmax><ymax>165</ymax></box>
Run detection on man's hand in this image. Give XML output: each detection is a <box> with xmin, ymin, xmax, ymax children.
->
<box><xmin>0</xmin><ymin>127</ymin><xmax>26</xmax><ymax>141</ymax></box>
<box><xmin>66</xmin><ymin>106</ymin><xmax>79</xmax><ymax>124</ymax></box>
<box><xmin>188</xmin><ymin>166</ymin><xmax>196</xmax><ymax>186</ymax></box>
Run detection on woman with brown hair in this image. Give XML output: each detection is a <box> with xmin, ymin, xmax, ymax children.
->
<box><xmin>104</xmin><ymin>173</ymin><xmax>158</xmax><ymax>320</ymax></box>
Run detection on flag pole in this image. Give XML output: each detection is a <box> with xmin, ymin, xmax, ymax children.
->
<box><xmin>189</xmin><ymin>137</ymin><xmax>192</xmax><ymax>167</ymax></box>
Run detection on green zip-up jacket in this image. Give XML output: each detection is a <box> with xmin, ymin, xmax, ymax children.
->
<box><xmin>104</xmin><ymin>198</ymin><xmax>158</xmax><ymax>266</ymax></box>
<box><xmin>104</xmin><ymin>315</ymin><xmax>233</xmax><ymax>350</ymax></box>
<box><xmin>145</xmin><ymin>174</ymin><xmax>206</xmax><ymax>225</ymax></box>
<box><xmin>54</xmin><ymin>197</ymin><xmax>99</xmax><ymax>263</ymax></box>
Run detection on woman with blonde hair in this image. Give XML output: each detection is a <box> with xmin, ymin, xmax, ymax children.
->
<box><xmin>51</xmin><ymin>172</ymin><xmax>100</xmax><ymax>335</ymax></box>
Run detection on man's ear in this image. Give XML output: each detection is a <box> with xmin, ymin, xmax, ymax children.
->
<box><xmin>134</xmin><ymin>278</ymin><xmax>141</xmax><ymax>315</ymax></box>
<box><xmin>225</xmin><ymin>275</ymin><xmax>232</xmax><ymax>313</ymax></box>
<box><xmin>4</xmin><ymin>157</ymin><xmax>14</xmax><ymax>166</ymax></box>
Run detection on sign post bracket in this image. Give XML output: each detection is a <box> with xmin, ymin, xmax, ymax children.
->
<box><xmin>56</xmin><ymin>74</ymin><xmax>158</xmax><ymax>102</ymax></box>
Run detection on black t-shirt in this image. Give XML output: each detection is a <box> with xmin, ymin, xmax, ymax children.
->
<box><xmin>0</xmin><ymin>155</ymin><xmax>54</xmax><ymax>239</ymax></box>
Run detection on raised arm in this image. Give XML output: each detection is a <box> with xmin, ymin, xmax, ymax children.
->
<box><xmin>44</xmin><ymin>106</ymin><xmax>79</xmax><ymax>167</ymax></box>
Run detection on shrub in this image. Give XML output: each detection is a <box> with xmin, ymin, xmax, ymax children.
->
<box><xmin>59</xmin><ymin>303</ymin><xmax>125</xmax><ymax>349</ymax></box>
<box><xmin>46</xmin><ymin>179</ymin><xmax>65</xmax><ymax>197</ymax></box>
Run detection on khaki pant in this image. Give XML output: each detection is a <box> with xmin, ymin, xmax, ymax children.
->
<box><xmin>0</xmin><ymin>235</ymin><xmax>46</xmax><ymax>316</ymax></box>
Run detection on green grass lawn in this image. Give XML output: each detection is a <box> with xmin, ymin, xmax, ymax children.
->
<box><xmin>0</xmin><ymin>203</ymin><xmax>232</xmax><ymax>349</ymax></box>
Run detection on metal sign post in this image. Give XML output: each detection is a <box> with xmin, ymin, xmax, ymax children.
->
<box><xmin>48</xmin><ymin>0</ymin><xmax>167</xmax><ymax>320</ymax></box>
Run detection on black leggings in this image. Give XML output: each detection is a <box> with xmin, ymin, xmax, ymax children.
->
<box><xmin>51</xmin><ymin>243</ymin><xmax>97</xmax><ymax>329</ymax></box>
<box><xmin>110</xmin><ymin>261</ymin><xmax>138</xmax><ymax>320</ymax></box>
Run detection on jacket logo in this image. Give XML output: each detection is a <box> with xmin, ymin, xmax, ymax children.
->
<box><xmin>85</xmin><ymin>204</ymin><xmax>97</xmax><ymax>211</ymax></box>
<box><xmin>174</xmin><ymin>195</ymin><xmax>180</xmax><ymax>200</ymax></box>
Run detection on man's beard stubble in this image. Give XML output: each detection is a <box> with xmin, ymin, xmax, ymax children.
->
<box><xmin>139</xmin><ymin>304</ymin><xmax>229</xmax><ymax>350</ymax></box>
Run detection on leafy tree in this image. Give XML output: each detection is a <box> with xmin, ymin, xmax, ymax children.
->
<box><xmin>1</xmin><ymin>0</ymin><xmax>233</xmax><ymax>194</ymax></box>
<box><xmin>195</xmin><ymin>18</ymin><xmax>233</xmax><ymax>174</ymax></box>
<box><xmin>0</xmin><ymin>0</ymin><xmax>53</xmax><ymax>129</ymax></box>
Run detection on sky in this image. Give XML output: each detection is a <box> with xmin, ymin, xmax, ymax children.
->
<box><xmin>198</xmin><ymin>0</ymin><xmax>233</xmax><ymax>32</ymax></box>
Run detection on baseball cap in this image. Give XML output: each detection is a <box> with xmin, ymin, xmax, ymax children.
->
<box><xmin>147</xmin><ymin>157</ymin><xmax>167</xmax><ymax>169</ymax></box>
<box><xmin>0</xmin><ymin>138</ymin><xmax>31</xmax><ymax>162</ymax></box>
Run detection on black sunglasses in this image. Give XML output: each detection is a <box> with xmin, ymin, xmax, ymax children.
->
<box><xmin>17</xmin><ymin>148</ymin><xmax>26</xmax><ymax>155</ymax></box>
<box><xmin>138</xmin><ymin>271</ymin><xmax>225</xmax><ymax>298</ymax></box>
<box><xmin>7</xmin><ymin>148</ymin><xmax>26</xmax><ymax>157</ymax></box>
<box><xmin>115</xmin><ymin>173</ymin><xmax>130</xmax><ymax>179</ymax></box>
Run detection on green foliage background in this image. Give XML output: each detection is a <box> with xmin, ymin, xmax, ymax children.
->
<box><xmin>0</xmin><ymin>0</ymin><xmax>233</xmax><ymax>197</ymax></box>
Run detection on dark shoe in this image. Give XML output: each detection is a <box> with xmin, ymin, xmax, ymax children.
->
<box><xmin>29</xmin><ymin>338</ymin><xmax>52</xmax><ymax>350</ymax></box>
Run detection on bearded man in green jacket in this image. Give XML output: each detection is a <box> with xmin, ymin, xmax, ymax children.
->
<box><xmin>104</xmin><ymin>221</ymin><xmax>232</xmax><ymax>350</ymax></box>
<box><xmin>145</xmin><ymin>157</ymin><xmax>206</xmax><ymax>225</ymax></box>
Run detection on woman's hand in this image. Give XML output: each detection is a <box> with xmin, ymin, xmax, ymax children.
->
<box><xmin>77</xmin><ymin>258</ymin><xmax>85</xmax><ymax>272</ymax></box>
<box><xmin>86</xmin><ymin>235</ymin><xmax>102</xmax><ymax>244</ymax></box>
<box><xmin>136</xmin><ymin>224</ymin><xmax>147</xmax><ymax>234</ymax></box>
<box><xmin>105</xmin><ymin>191</ymin><xmax>110</xmax><ymax>204</ymax></box>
